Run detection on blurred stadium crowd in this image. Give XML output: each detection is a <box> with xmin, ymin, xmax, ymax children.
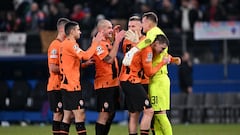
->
<box><xmin>1</xmin><ymin>0</ymin><xmax>240</xmax><ymax>32</ymax></box>
<box><xmin>0</xmin><ymin>0</ymin><xmax>240</xmax><ymax>63</ymax></box>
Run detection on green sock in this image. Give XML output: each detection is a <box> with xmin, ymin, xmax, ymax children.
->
<box><xmin>154</xmin><ymin>114</ymin><xmax>172</xmax><ymax>135</ymax></box>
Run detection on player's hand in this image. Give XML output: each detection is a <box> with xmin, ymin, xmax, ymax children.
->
<box><xmin>122</xmin><ymin>47</ymin><xmax>139</xmax><ymax>66</ymax></box>
<box><xmin>93</xmin><ymin>31</ymin><xmax>104</xmax><ymax>42</ymax></box>
<box><xmin>171</xmin><ymin>57</ymin><xmax>181</xmax><ymax>65</ymax></box>
<box><xmin>162</xmin><ymin>55</ymin><xmax>172</xmax><ymax>64</ymax></box>
<box><xmin>113</xmin><ymin>25</ymin><xmax>121</xmax><ymax>33</ymax></box>
<box><xmin>125</xmin><ymin>30</ymin><xmax>139</xmax><ymax>43</ymax></box>
<box><xmin>84</xmin><ymin>58</ymin><xmax>95</xmax><ymax>66</ymax></box>
<box><xmin>115</xmin><ymin>30</ymin><xmax>126</xmax><ymax>43</ymax></box>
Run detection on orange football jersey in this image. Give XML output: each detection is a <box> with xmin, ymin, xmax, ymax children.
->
<box><xmin>59</xmin><ymin>38</ymin><xmax>97</xmax><ymax>91</ymax></box>
<box><xmin>120</xmin><ymin>38</ymin><xmax>153</xmax><ymax>83</ymax></box>
<box><xmin>47</xmin><ymin>39</ymin><xmax>62</xmax><ymax>91</ymax></box>
<box><xmin>93</xmin><ymin>40</ymin><xmax>119</xmax><ymax>89</ymax></box>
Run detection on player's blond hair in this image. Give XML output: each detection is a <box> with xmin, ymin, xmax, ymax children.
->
<box><xmin>97</xmin><ymin>19</ymin><xmax>111</xmax><ymax>31</ymax></box>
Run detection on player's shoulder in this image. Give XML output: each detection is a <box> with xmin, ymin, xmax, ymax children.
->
<box><xmin>49</xmin><ymin>39</ymin><xmax>61</xmax><ymax>48</ymax></box>
<box><xmin>96</xmin><ymin>40</ymin><xmax>109</xmax><ymax>51</ymax></box>
<box><xmin>147</xmin><ymin>26</ymin><xmax>165</xmax><ymax>36</ymax></box>
<box><xmin>141</xmin><ymin>47</ymin><xmax>153</xmax><ymax>60</ymax></box>
<box><xmin>48</xmin><ymin>39</ymin><xmax>61</xmax><ymax>53</ymax></box>
<box><xmin>48</xmin><ymin>40</ymin><xmax>61</xmax><ymax>58</ymax></box>
<box><xmin>99</xmin><ymin>40</ymin><xmax>110</xmax><ymax>47</ymax></box>
<box><xmin>142</xmin><ymin>45</ymin><xmax>152</xmax><ymax>53</ymax></box>
<box><xmin>61</xmin><ymin>39</ymin><xmax>76</xmax><ymax>49</ymax></box>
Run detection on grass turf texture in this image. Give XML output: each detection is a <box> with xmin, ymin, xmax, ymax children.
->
<box><xmin>0</xmin><ymin>124</ymin><xmax>240</xmax><ymax>135</ymax></box>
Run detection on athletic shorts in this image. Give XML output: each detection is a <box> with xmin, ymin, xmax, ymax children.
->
<box><xmin>61</xmin><ymin>89</ymin><xmax>85</xmax><ymax>110</ymax></box>
<box><xmin>120</xmin><ymin>81</ymin><xmax>151</xmax><ymax>113</ymax></box>
<box><xmin>48</xmin><ymin>90</ymin><xmax>63</xmax><ymax>113</ymax></box>
<box><xmin>142</xmin><ymin>84</ymin><xmax>149</xmax><ymax>94</ymax></box>
<box><xmin>95</xmin><ymin>86</ymin><xmax>120</xmax><ymax>112</ymax></box>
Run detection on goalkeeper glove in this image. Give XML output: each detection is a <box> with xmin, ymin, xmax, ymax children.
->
<box><xmin>125</xmin><ymin>30</ymin><xmax>139</xmax><ymax>43</ymax></box>
<box><xmin>122</xmin><ymin>47</ymin><xmax>139</xmax><ymax>66</ymax></box>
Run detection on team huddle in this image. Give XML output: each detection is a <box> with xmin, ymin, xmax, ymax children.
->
<box><xmin>47</xmin><ymin>12</ymin><xmax>181</xmax><ymax>135</ymax></box>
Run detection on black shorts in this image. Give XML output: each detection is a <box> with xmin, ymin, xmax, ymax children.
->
<box><xmin>96</xmin><ymin>86</ymin><xmax>120</xmax><ymax>112</ymax></box>
<box><xmin>120</xmin><ymin>81</ymin><xmax>151</xmax><ymax>113</ymax></box>
<box><xmin>61</xmin><ymin>89</ymin><xmax>85</xmax><ymax>110</ymax></box>
<box><xmin>48</xmin><ymin>90</ymin><xmax>63</xmax><ymax>113</ymax></box>
<box><xmin>142</xmin><ymin>84</ymin><xmax>149</xmax><ymax>94</ymax></box>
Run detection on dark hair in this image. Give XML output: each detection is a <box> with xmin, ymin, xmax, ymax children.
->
<box><xmin>57</xmin><ymin>18</ymin><xmax>70</xmax><ymax>28</ymax></box>
<box><xmin>129</xmin><ymin>15</ymin><xmax>141</xmax><ymax>21</ymax></box>
<box><xmin>64</xmin><ymin>21</ymin><xmax>78</xmax><ymax>36</ymax></box>
<box><xmin>142</xmin><ymin>12</ymin><xmax>158</xmax><ymax>24</ymax></box>
<box><xmin>154</xmin><ymin>34</ymin><xmax>169</xmax><ymax>46</ymax></box>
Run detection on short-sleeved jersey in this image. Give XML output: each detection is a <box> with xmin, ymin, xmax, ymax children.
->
<box><xmin>47</xmin><ymin>39</ymin><xmax>62</xmax><ymax>91</ymax></box>
<box><xmin>59</xmin><ymin>38</ymin><xmax>99</xmax><ymax>91</ymax></box>
<box><xmin>93</xmin><ymin>40</ymin><xmax>119</xmax><ymax>90</ymax></box>
<box><xmin>120</xmin><ymin>38</ymin><xmax>153</xmax><ymax>83</ymax></box>
<box><xmin>137</xmin><ymin>27</ymin><xmax>165</xmax><ymax>50</ymax></box>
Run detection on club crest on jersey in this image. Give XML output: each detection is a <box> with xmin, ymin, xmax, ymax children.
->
<box><xmin>79</xmin><ymin>100</ymin><xmax>84</xmax><ymax>106</ymax></box>
<box><xmin>73</xmin><ymin>44</ymin><xmax>82</xmax><ymax>53</ymax></box>
<box><xmin>96</xmin><ymin>45</ymin><xmax>104</xmax><ymax>55</ymax></box>
<box><xmin>145</xmin><ymin>99</ymin><xmax>150</xmax><ymax>106</ymax></box>
<box><xmin>50</xmin><ymin>49</ymin><xmax>58</xmax><ymax>58</ymax></box>
<box><xmin>104</xmin><ymin>102</ymin><xmax>109</xmax><ymax>109</ymax></box>
<box><xmin>58</xmin><ymin>102</ymin><xmax>62</xmax><ymax>108</ymax></box>
<box><xmin>146</xmin><ymin>52</ymin><xmax>153</xmax><ymax>62</ymax></box>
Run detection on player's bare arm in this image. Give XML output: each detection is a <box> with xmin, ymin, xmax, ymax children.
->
<box><xmin>104</xmin><ymin>30</ymin><xmax>125</xmax><ymax>63</ymax></box>
<box><xmin>49</xmin><ymin>63</ymin><xmax>60</xmax><ymax>73</ymax></box>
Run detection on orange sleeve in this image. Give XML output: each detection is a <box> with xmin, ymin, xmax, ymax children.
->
<box><xmin>141</xmin><ymin>46</ymin><xmax>166</xmax><ymax>77</ymax></box>
<box><xmin>94</xmin><ymin>41</ymin><xmax>109</xmax><ymax>60</ymax></box>
<box><xmin>151</xmin><ymin>61</ymin><xmax>165</xmax><ymax>75</ymax></box>
<box><xmin>81</xmin><ymin>41</ymin><xmax>98</xmax><ymax>60</ymax></box>
<box><xmin>48</xmin><ymin>40</ymin><xmax>60</xmax><ymax>65</ymax></box>
<box><xmin>72</xmin><ymin>41</ymin><xmax>98</xmax><ymax>60</ymax></box>
<box><xmin>141</xmin><ymin>46</ymin><xmax>155</xmax><ymax>77</ymax></box>
<box><xmin>169</xmin><ymin>54</ymin><xmax>174</xmax><ymax>62</ymax></box>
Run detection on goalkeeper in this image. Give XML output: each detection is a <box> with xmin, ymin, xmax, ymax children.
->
<box><xmin>122</xmin><ymin>12</ymin><xmax>165</xmax><ymax>66</ymax></box>
<box><xmin>150</xmin><ymin>35</ymin><xmax>181</xmax><ymax>135</ymax></box>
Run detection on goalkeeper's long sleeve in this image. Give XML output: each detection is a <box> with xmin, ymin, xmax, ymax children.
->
<box><xmin>137</xmin><ymin>26</ymin><xmax>165</xmax><ymax>50</ymax></box>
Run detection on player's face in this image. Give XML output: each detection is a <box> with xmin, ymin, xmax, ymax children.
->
<box><xmin>73</xmin><ymin>25</ymin><xmax>81</xmax><ymax>39</ymax></box>
<box><xmin>103</xmin><ymin>22</ymin><xmax>113</xmax><ymax>38</ymax></box>
<box><xmin>128</xmin><ymin>20</ymin><xmax>142</xmax><ymax>33</ymax></box>
<box><xmin>151</xmin><ymin>41</ymin><xmax>167</xmax><ymax>54</ymax></box>
<box><xmin>142</xmin><ymin>17</ymin><xmax>151</xmax><ymax>33</ymax></box>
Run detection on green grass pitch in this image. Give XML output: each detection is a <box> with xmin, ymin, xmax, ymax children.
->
<box><xmin>0</xmin><ymin>124</ymin><xmax>240</xmax><ymax>135</ymax></box>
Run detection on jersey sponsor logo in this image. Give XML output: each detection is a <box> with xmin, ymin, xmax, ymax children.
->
<box><xmin>104</xmin><ymin>102</ymin><xmax>109</xmax><ymax>109</ymax></box>
<box><xmin>146</xmin><ymin>52</ymin><xmax>153</xmax><ymax>62</ymax></box>
<box><xmin>73</xmin><ymin>44</ymin><xmax>82</xmax><ymax>53</ymax></box>
<box><xmin>96</xmin><ymin>45</ymin><xmax>104</xmax><ymax>55</ymax></box>
<box><xmin>50</xmin><ymin>49</ymin><xmax>58</xmax><ymax>58</ymax></box>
